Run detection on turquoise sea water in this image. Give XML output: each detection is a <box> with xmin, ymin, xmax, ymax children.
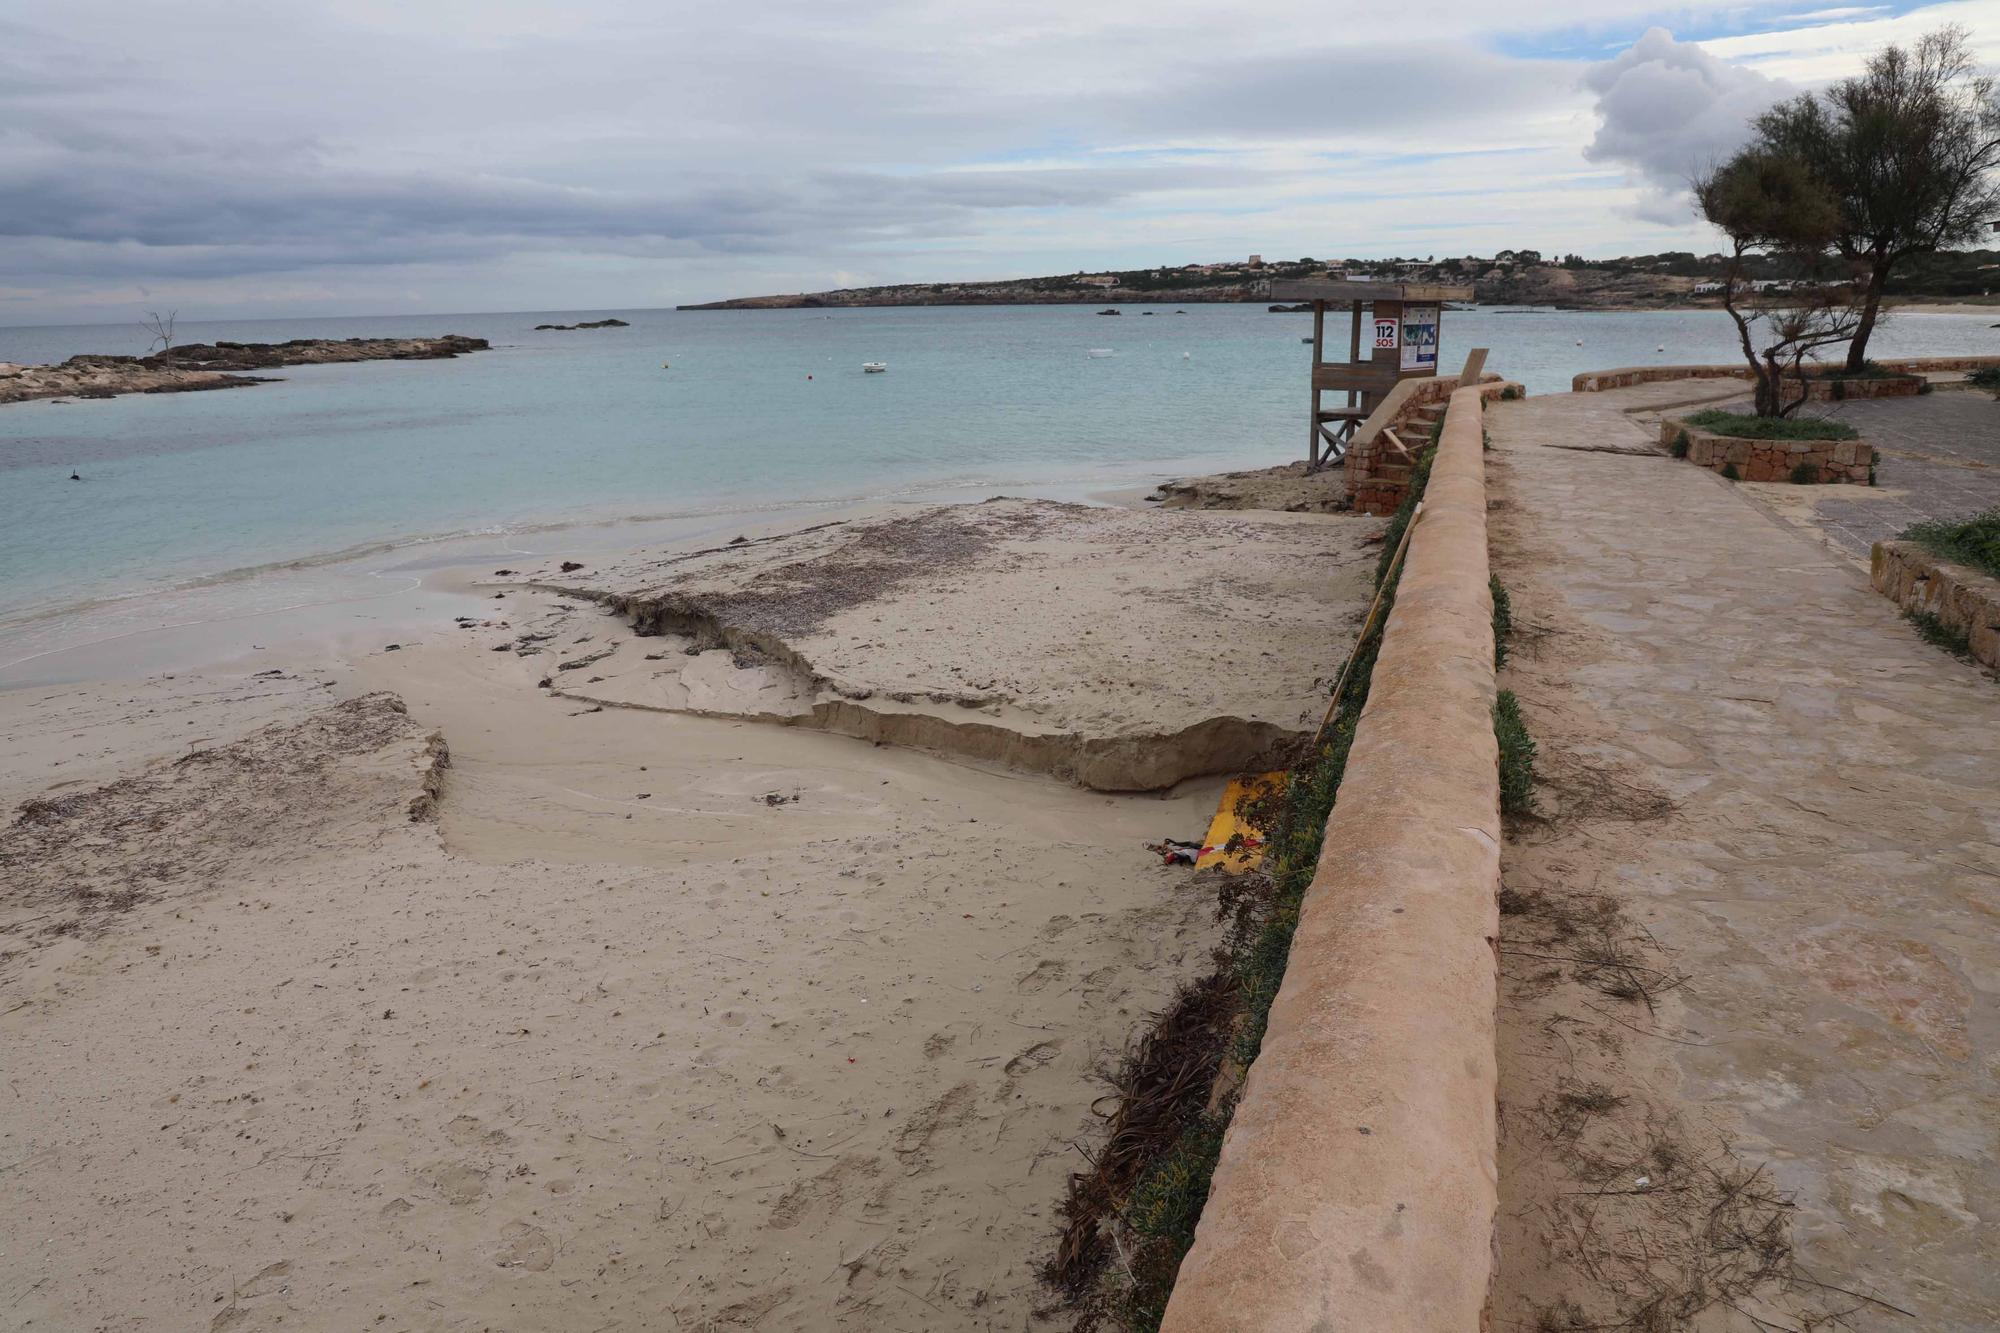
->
<box><xmin>2</xmin><ymin>303</ymin><xmax>1994</xmax><ymax>633</ymax></box>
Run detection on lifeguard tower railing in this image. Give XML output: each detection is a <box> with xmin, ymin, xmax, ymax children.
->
<box><xmin>1271</xmin><ymin>278</ymin><xmax>1474</xmax><ymax>469</ymax></box>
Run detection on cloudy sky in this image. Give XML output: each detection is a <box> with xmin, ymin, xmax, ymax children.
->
<box><xmin>3</xmin><ymin>0</ymin><xmax>1996</xmax><ymax>324</ymax></box>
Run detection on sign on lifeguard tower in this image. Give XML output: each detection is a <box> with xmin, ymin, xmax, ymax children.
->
<box><xmin>1400</xmin><ymin>305</ymin><xmax>1439</xmax><ymax>372</ymax></box>
<box><xmin>1267</xmin><ymin>276</ymin><xmax>1473</xmax><ymax>470</ymax></box>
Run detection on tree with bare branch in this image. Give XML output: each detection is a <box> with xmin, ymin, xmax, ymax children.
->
<box><xmin>141</xmin><ymin>309</ymin><xmax>177</xmax><ymax>357</ymax></box>
<box><xmin>1694</xmin><ymin>149</ymin><xmax>1864</xmax><ymax>417</ymax></box>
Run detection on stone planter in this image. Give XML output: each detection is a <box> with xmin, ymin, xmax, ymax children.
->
<box><xmin>1872</xmin><ymin>541</ymin><xmax>2000</xmax><ymax>669</ymax></box>
<box><xmin>1660</xmin><ymin>418</ymin><xmax>1875</xmax><ymax>485</ymax></box>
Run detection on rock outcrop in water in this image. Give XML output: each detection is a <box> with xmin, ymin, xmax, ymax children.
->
<box><xmin>533</xmin><ymin>319</ymin><xmax>629</xmax><ymax>330</ymax></box>
<box><xmin>0</xmin><ymin>335</ymin><xmax>490</xmax><ymax>405</ymax></box>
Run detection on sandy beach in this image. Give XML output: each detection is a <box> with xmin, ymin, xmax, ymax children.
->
<box><xmin>0</xmin><ymin>493</ymin><xmax>1376</xmax><ymax>1330</ymax></box>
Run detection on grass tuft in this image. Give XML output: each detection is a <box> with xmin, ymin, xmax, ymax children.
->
<box><xmin>1683</xmin><ymin>409</ymin><xmax>1857</xmax><ymax>441</ymax></box>
<box><xmin>1719</xmin><ymin>462</ymin><xmax>1740</xmax><ymax>481</ymax></box>
<box><xmin>1669</xmin><ymin>429</ymin><xmax>1690</xmax><ymax>459</ymax></box>
<box><xmin>1968</xmin><ymin>366</ymin><xmax>2000</xmax><ymax>397</ymax></box>
<box><xmin>1787</xmin><ymin>461</ymin><xmax>1820</xmax><ymax>485</ymax></box>
<box><xmin>1491</xmin><ymin>576</ymin><xmax>1514</xmax><ymax>669</ymax></box>
<box><xmin>1495</xmin><ymin>690</ymin><xmax>1537</xmax><ymax>816</ymax></box>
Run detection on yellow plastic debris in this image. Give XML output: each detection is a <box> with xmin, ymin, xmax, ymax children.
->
<box><xmin>1194</xmin><ymin>773</ymin><xmax>1284</xmax><ymax>871</ymax></box>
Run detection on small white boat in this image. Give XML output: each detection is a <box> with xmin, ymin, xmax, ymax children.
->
<box><xmin>862</xmin><ymin>362</ymin><xmax>887</xmax><ymax>373</ymax></box>
<box><xmin>1087</xmin><ymin>348</ymin><xmax>1115</xmax><ymax>358</ymax></box>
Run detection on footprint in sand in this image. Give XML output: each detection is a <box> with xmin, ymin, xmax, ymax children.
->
<box><xmin>445</xmin><ymin>1114</ymin><xmax>513</xmax><ymax>1149</ymax></box>
<box><xmin>922</xmin><ymin>1031</ymin><xmax>957</xmax><ymax>1060</ymax></box>
<box><xmin>492</xmin><ymin>1221</ymin><xmax>556</xmax><ymax>1271</ymax></box>
<box><xmin>1003</xmin><ymin>1039</ymin><xmax>1062</xmax><ymax>1078</ymax></box>
<box><xmin>766</xmin><ymin>1155</ymin><xmax>882</xmax><ymax>1231</ymax></box>
<box><xmin>1016</xmin><ymin>959</ymin><xmax>1066</xmax><ymax>993</ymax></box>
<box><xmin>893</xmin><ymin>1083</ymin><xmax>978</xmax><ymax>1170</ymax></box>
<box><xmin>421</xmin><ymin>1160</ymin><xmax>490</xmax><ymax>1205</ymax></box>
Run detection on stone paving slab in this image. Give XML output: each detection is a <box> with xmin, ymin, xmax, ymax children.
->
<box><xmin>1487</xmin><ymin>386</ymin><xmax>2000</xmax><ymax>1331</ymax></box>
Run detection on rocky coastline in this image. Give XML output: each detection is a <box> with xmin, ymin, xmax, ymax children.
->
<box><xmin>0</xmin><ymin>334</ymin><xmax>489</xmax><ymax>405</ymax></box>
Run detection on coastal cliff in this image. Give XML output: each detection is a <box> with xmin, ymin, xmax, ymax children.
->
<box><xmin>0</xmin><ymin>334</ymin><xmax>490</xmax><ymax>405</ymax></box>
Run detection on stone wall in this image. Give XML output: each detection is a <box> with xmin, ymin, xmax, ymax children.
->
<box><xmin>1661</xmin><ymin>418</ymin><xmax>1875</xmax><ymax>484</ymax></box>
<box><xmin>1575</xmin><ymin>355</ymin><xmax>2000</xmax><ymax>394</ymax></box>
<box><xmin>1163</xmin><ymin>382</ymin><xmax>1502</xmax><ymax>1331</ymax></box>
<box><xmin>1346</xmin><ymin>373</ymin><xmax>1515</xmax><ymax>516</ymax></box>
<box><xmin>1872</xmin><ymin>541</ymin><xmax>2000</xmax><ymax>669</ymax></box>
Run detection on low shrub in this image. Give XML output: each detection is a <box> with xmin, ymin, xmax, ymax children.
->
<box><xmin>1968</xmin><ymin>366</ymin><xmax>2000</xmax><ymax>398</ymax></box>
<box><xmin>1494</xmin><ymin>690</ymin><xmax>1537</xmax><ymax>816</ymax></box>
<box><xmin>1683</xmin><ymin>409</ymin><xmax>1858</xmax><ymax>442</ymax></box>
<box><xmin>1788</xmin><ymin>461</ymin><xmax>1821</xmax><ymax>484</ymax></box>
<box><xmin>1491</xmin><ymin>576</ymin><xmax>1514</xmax><ymax>668</ymax></box>
<box><xmin>1669</xmin><ymin>429</ymin><xmax>1691</xmax><ymax>459</ymax></box>
<box><xmin>1720</xmin><ymin>462</ymin><xmax>1741</xmax><ymax>481</ymax></box>
<box><xmin>1901</xmin><ymin>507</ymin><xmax>2000</xmax><ymax>581</ymax></box>
<box><xmin>1500</xmin><ymin>384</ymin><xmax>1522</xmax><ymax>401</ymax></box>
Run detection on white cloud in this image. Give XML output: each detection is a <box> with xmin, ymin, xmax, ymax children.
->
<box><xmin>1583</xmin><ymin>25</ymin><xmax>1791</xmax><ymax>221</ymax></box>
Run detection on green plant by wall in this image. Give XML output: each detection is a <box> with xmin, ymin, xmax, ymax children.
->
<box><xmin>1684</xmin><ymin>408</ymin><xmax>1858</xmax><ymax>441</ymax></box>
<box><xmin>1902</xmin><ymin>507</ymin><xmax>2000</xmax><ymax>580</ymax></box>
<box><xmin>1116</xmin><ymin>1114</ymin><xmax>1230</xmax><ymax>1331</ymax></box>
<box><xmin>1903</xmin><ymin>608</ymin><xmax>1974</xmax><ymax>661</ymax></box>
<box><xmin>1494</xmin><ymin>690</ymin><xmax>1537</xmax><ymax>816</ymax></box>
<box><xmin>1491</xmin><ymin>575</ymin><xmax>1514</xmax><ymax>668</ymax></box>
<box><xmin>1720</xmin><ymin>462</ymin><xmax>1741</xmax><ymax>481</ymax></box>
<box><xmin>1788</xmin><ymin>461</ymin><xmax>1821</xmax><ymax>484</ymax></box>
<box><xmin>1670</xmin><ymin>430</ymin><xmax>1691</xmax><ymax>459</ymax></box>
<box><xmin>1500</xmin><ymin>384</ymin><xmax>1521</xmax><ymax>400</ymax></box>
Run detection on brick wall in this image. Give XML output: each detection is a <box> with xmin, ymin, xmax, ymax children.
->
<box><xmin>1347</xmin><ymin>374</ymin><xmax>1516</xmax><ymax>515</ymax></box>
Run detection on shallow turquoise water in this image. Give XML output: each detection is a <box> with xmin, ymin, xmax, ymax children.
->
<box><xmin>1</xmin><ymin>303</ymin><xmax>1993</xmax><ymax>626</ymax></box>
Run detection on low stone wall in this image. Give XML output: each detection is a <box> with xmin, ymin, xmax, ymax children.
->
<box><xmin>1347</xmin><ymin>373</ymin><xmax>1515</xmax><ymax>516</ymax></box>
<box><xmin>1164</xmin><ymin>383</ymin><xmax>1501</xmax><ymax>1331</ymax></box>
<box><xmin>1575</xmin><ymin>355</ymin><xmax>2000</xmax><ymax>394</ymax></box>
<box><xmin>1661</xmin><ymin>418</ymin><xmax>1874</xmax><ymax>484</ymax></box>
<box><xmin>1795</xmin><ymin>374</ymin><xmax>1922</xmax><ymax>401</ymax></box>
<box><xmin>1872</xmin><ymin>541</ymin><xmax>2000</xmax><ymax>669</ymax></box>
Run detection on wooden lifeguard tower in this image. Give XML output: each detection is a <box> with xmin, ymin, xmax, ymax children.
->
<box><xmin>1269</xmin><ymin>277</ymin><xmax>1475</xmax><ymax>469</ymax></box>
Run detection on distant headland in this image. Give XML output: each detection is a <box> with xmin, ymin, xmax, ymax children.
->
<box><xmin>681</xmin><ymin>248</ymin><xmax>2000</xmax><ymax>311</ymax></box>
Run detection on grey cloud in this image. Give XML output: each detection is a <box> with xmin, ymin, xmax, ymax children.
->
<box><xmin>1585</xmin><ymin>27</ymin><xmax>1790</xmax><ymax>202</ymax></box>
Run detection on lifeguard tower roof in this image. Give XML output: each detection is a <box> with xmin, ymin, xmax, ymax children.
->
<box><xmin>1269</xmin><ymin>278</ymin><xmax>1475</xmax><ymax>305</ymax></box>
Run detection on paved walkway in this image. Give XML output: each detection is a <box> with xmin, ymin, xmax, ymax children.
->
<box><xmin>1486</xmin><ymin>386</ymin><xmax>1999</xmax><ymax>1330</ymax></box>
<box><xmin>1713</xmin><ymin>389</ymin><xmax>2000</xmax><ymax>561</ymax></box>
